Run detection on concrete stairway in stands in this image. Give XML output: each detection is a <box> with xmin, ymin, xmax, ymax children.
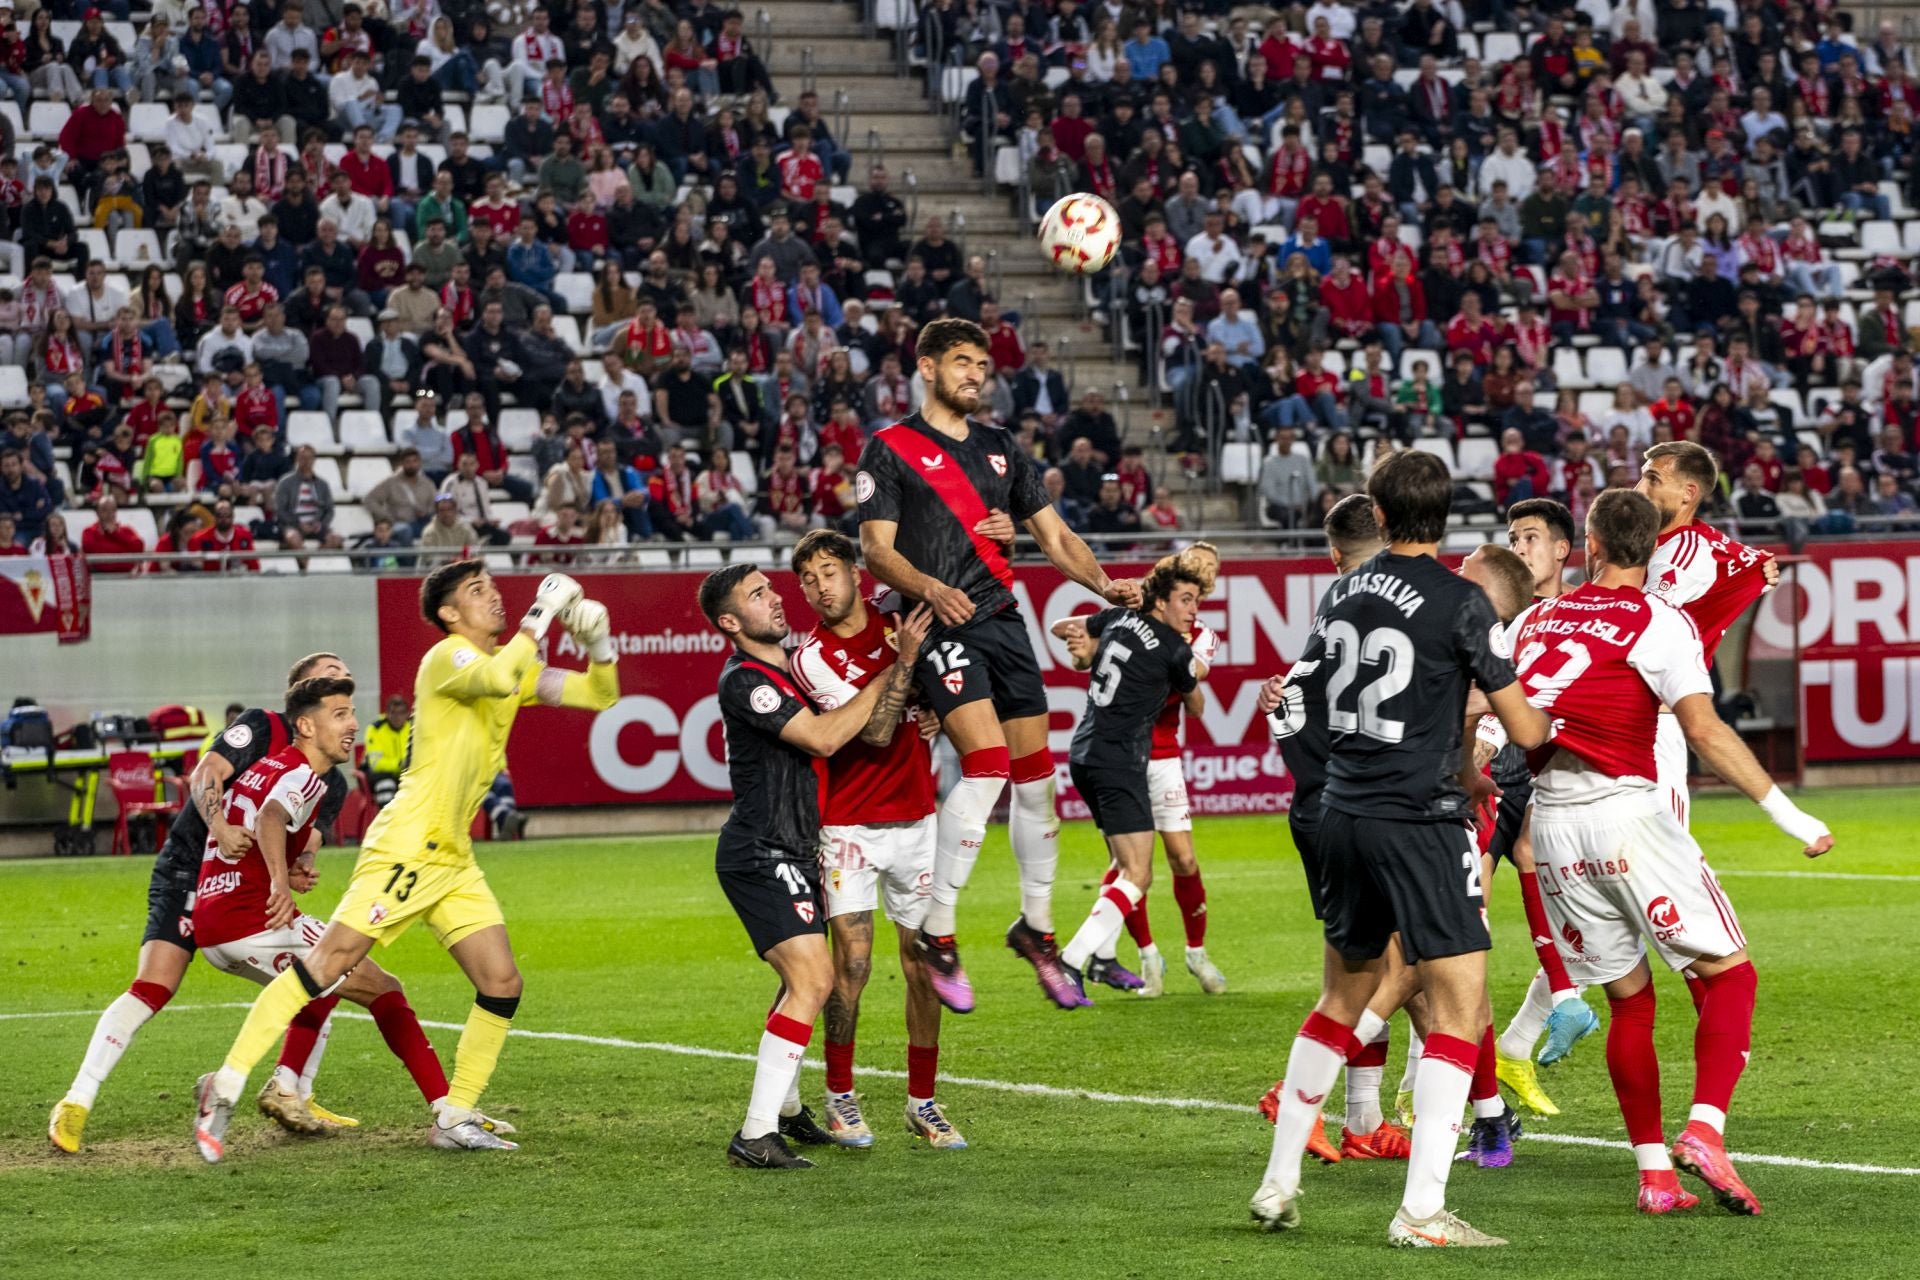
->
<box><xmin>761</xmin><ymin>2</ymin><xmax>1240</xmax><ymax>523</ymax></box>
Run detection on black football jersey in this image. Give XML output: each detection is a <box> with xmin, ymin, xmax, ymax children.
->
<box><xmin>1069</xmin><ymin>608</ymin><xmax>1198</xmax><ymax>770</ymax></box>
<box><xmin>855</xmin><ymin>413</ymin><xmax>1049</xmax><ymax>631</ymax></box>
<box><xmin>1272</xmin><ymin>620</ymin><xmax>1335</xmax><ymax>826</ymax></box>
<box><xmin>159</xmin><ymin>708</ymin><xmax>344</xmax><ymax>877</ymax></box>
<box><xmin>715</xmin><ymin>650</ymin><xmax>823</xmax><ymax>866</ymax></box>
<box><xmin>1319</xmin><ymin>552</ymin><xmax>1517</xmax><ymax>823</ymax></box>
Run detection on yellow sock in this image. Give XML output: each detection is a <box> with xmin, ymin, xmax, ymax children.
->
<box><xmin>214</xmin><ymin>967</ymin><xmax>313</xmax><ymax>1100</ymax></box>
<box><xmin>446</xmin><ymin>1006</ymin><xmax>512</xmax><ymax>1110</ymax></box>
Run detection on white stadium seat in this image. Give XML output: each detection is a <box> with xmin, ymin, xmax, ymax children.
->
<box><xmin>339</xmin><ymin>412</ymin><xmax>393</xmax><ymax>453</ymax></box>
<box><xmin>344</xmin><ymin>456</ymin><xmax>393</xmax><ymax>498</ymax></box>
<box><xmin>286</xmin><ymin>412</ymin><xmax>339</xmax><ymax>455</ymax></box>
<box><xmin>1456</xmin><ymin>437</ymin><xmax>1499</xmax><ymax>478</ymax></box>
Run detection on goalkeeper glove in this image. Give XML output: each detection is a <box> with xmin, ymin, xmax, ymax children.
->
<box><xmin>521</xmin><ymin>573</ymin><xmax>583</xmax><ymax>641</ymax></box>
<box><xmin>566</xmin><ymin>599</ymin><xmax>615</xmax><ymax>664</ymax></box>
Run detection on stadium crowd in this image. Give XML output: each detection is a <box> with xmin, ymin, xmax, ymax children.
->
<box><xmin>939</xmin><ymin>0</ymin><xmax>1920</xmax><ymax>533</ymax></box>
<box><xmin>0</xmin><ymin>0</ymin><xmax>1133</xmax><ymax>569</ymax></box>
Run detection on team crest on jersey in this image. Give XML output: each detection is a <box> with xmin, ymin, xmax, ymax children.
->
<box><xmin>856</xmin><ymin>470</ymin><xmax>875</xmax><ymax>503</ymax></box>
<box><xmin>794</xmin><ymin>900</ymin><xmax>817</xmax><ymax>923</ymax></box>
<box><xmin>987</xmin><ymin>453</ymin><xmax>1007</xmax><ymax>476</ymax></box>
<box><xmin>750</xmin><ymin>685</ymin><xmax>782</xmax><ymax>714</ymax></box>
<box><xmin>881</xmin><ymin>628</ymin><xmax>896</xmax><ymax>652</ymax></box>
<box><xmin>222</xmin><ymin>723</ymin><xmax>253</xmax><ymax>749</ymax></box>
<box><xmin>368</xmin><ymin>903</ymin><xmax>388</xmax><ymax>926</ymax></box>
<box><xmin>942</xmin><ymin>669</ymin><xmax>965</xmax><ymax>695</ymax></box>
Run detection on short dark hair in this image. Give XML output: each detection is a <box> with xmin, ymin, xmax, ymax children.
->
<box><xmin>917</xmin><ymin>316</ymin><xmax>990</xmax><ymax>363</ymax></box>
<box><xmin>287</xmin><ymin>652</ymin><xmax>343</xmax><ymax>685</ymax></box>
<box><xmin>1366</xmin><ymin>450</ymin><xmax>1453</xmax><ymax>544</ymax></box>
<box><xmin>1645</xmin><ymin>440</ymin><xmax>1719</xmax><ymax>497</ymax></box>
<box><xmin>420</xmin><ymin>557</ymin><xmax>488</xmax><ymax>630</ymax></box>
<box><xmin>1586</xmin><ymin>488</ymin><xmax>1660</xmax><ymax>570</ymax></box>
<box><xmin>791</xmin><ymin>527</ymin><xmax>858</xmax><ymax>574</ymax></box>
<box><xmin>1468</xmin><ymin>545</ymin><xmax>1535</xmax><ymax>623</ymax></box>
<box><xmin>1324</xmin><ymin>492</ymin><xmax>1382</xmax><ymax>560</ymax></box>
<box><xmin>1506</xmin><ymin>497</ymin><xmax>1575</xmax><ymax>549</ymax></box>
<box><xmin>285</xmin><ymin>675</ymin><xmax>355</xmax><ymax>731</ymax></box>
<box><xmin>699</xmin><ymin>562</ymin><xmax>760</xmax><ymax>628</ymax></box>
<box><xmin>1143</xmin><ymin>559</ymin><xmax>1208</xmax><ymax>608</ymax></box>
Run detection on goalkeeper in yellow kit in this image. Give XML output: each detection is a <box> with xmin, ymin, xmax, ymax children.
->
<box><xmin>194</xmin><ymin>560</ymin><xmax>619</xmax><ymax>1160</ymax></box>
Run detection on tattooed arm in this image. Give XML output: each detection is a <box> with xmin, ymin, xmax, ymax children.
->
<box><xmin>191</xmin><ymin>751</ymin><xmax>250</xmax><ymax>857</ymax></box>
<box><xmin>858</xmin><ymin>605</ymin><xmax>932</xmax><ymax>747</ymax></box>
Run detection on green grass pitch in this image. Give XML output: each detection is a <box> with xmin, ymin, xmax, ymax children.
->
<box><xmin>2</xmin><ymin>788</ymin><xmax>1916</xmax><ymax>1278</ymax></box>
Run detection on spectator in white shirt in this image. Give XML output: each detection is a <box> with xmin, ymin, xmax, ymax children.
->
<box><xmin>509</xmin><ymin>9</ymin><xmax>566</xmax><ymax>104</ymax></box>
<box><xmin>598</xmin><ymin>351</ymin><xmax>652</xmax><ymax>422</ymax></box>
<box><xmin>218</xmin><ymin>170</ymin><xmax>269</xmax><ymax>240</ymax></box>
<box><xmin>163</xmin><ymin>92</ymin><xmax>223</xmax><ymax>183</ymax></box>
<box><xmin>196</xmin><ymin>305</ymin><xmax>254</xmax><ymax>375</ymax></box>
<box><xmin>328</xmin><ymin>50</ymin><xmax>400</xmax><ymax>143</ymax></box>
<box><xmin>1615</xmin><ymin>52</ymin><xmax>1667</xmax><ymax>134</ymax></box>
<box><xmin>265</xmin><ymin>1</ymin><xmax>322</xmax><ymax>72</ymax></box>
<box><xmin>1477</xmin><ymin>129</ymin><xmax>1536</xmax><ymax>202</ymax></box>
<box><xmin>318</xmin><ymin>173</ymin><xmax>377</xmax><ymax>246</ymax></box>
<box><xmin>1739</xmin><ymin>87</ymin><xmax>1788</xmax><ymax>153</ymax></box>
<box><xmin>64</xmin><ymin>260</ymin><xmax>128</xmax><ymax>343</ymax></box>
<box><xmin>1184</xmin><ymin>211</ymin><xmax>1246</xmax><ymax>284</ymax></box>
<box><xmin>1304</xmin><ymin>2</ymin><xmax>1355</xmax><ymax>41</ymax></box>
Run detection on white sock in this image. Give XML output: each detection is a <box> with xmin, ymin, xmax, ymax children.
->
<box><xmin>1472</xmin><ymin>1094</ymin><xmax>1505</xmax><ymax>1120</ymax></box>
<box><xmin>1402</xmin><ymin>1053</ymin><xmax>1474</xmax><ymax>1220</ymax></box>
<box><xmin>1262</xmin><ymin>1023</ymin><xmax>1348</xmax><ymax>1198</ymax></box>
<box><xmin>1688</xmin><ymin>1103</ymin><xmax>1727</xmax><ymax>1134</ymax></box>
<box><xmin>1346</xmin><ymin>1013</ymin><xmax>1390</xmax><ymax>1136</ymax></box>
<box><xmin>1009</xmin><ymin>773</ymin><xmax>1060</xmax><ymax>933</ymax></box>
<box><xmin>1553</xmin><ymin>985</ymin><xmax>1587</xmax><ymax>1007</ymax></box>
<box><xmin>67</xmin><ymin>993</ymin><xmax>157</xmax><ymax>1108</ymax></box>
<box><xmin>781</xmin><ymin>1057</ymin><xmax>804</xmax><ymax>1117</ymax></box>
<box><xmin>296</xmin><ymin>1013</ymin><xmax>333</xmax><ymax>1101</ymax></box>
<box><xmin>1634</xmin><ymin>1142</ymin><xmax>1673</xmax><ymax>1171</ymax></box>
<box><xmin>1498</xmin><ymin>969</ymin><xmax>1556</xmax><ymax>1060</ymax></box>
<box><xmin>1399</xmin><ymin>1033</ymin><xmax>1423</xmax><ymax>1096</ymax></box>
<box><xmin>743</xmin><ymin>1021</ymin><xmax>811</xmax><ymax>1140</ymax></box>
<box><xmin>1060</xmin><ymin>878</ymin><xmax>1141</xmax><ymax>971</ymax></box>
<box><xmin>923</xmin><ymin>770</ymin><xmax>1006</xmax><ymax>937</ymax></box>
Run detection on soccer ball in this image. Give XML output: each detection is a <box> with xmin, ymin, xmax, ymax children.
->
<box><xmin>1038</xmin><ymin>194</ymin><xmax>1120</xmax><ymax>275</ymax></box>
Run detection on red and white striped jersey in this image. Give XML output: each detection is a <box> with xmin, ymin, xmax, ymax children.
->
<box><xmin>1645</xmin><ymin>519</ymin><xmax>1771</xmax><ymax>663</ymax></box>
<box><xmin>790</xmin><ymin>592</ymin><xmax>938</xmax><ymax>825</ymax></box>
<box><xmin>194</xmin><ymin>744</ymin><xmax>327</xmax><ymax>947</ymax></box>
<box><xmin>1513</xmin><ymin>583</ymin><xmax>1713</xmax><ymax>805</ymax></box>
<box><xmin>1150</xmin><ymin>623</ymin><xmax>1218</xmax><ymax>759</ymax></box>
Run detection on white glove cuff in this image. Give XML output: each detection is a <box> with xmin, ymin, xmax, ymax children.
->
<box><xmin>1760</xmin><ymin>785</ymin><xmax>1829</xmax><ymax>845</ymax></box>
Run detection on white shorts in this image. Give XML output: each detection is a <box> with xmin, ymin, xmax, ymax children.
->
<box><xmin>1531</xmin><ymin>792</ymin><xmax>1746</xmax><ymax>986</ymax></box>
<box><xmin>1654</xmin><ymin>711</ymin><xmax>1690</xmax><ymax>829</ymax></box>
<box><xmin>819</xmin><ymin>817</ymin><xmax>936</xmax><ymax>930</ymax></box>
<box><xmin>1147</xmin><ymin>756</ymin><xmax>1192</xmax><ymax>832</ymax></box>
<box><xmin>200</xmin><ymin>914</ymin><xmax>328</xmax><ymax>986</ymax></box>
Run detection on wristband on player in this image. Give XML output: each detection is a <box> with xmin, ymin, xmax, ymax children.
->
<box><xmin>1759</xmin><ymin>785</ymin><xmax>1829</xmax><ymax>845</ymax></box>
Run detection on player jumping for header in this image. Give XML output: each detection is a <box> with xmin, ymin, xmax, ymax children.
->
<box><xmin>855</xmin><ymin>316</ymin><xmax>1141</xmax><ymax>1013</ymax></box>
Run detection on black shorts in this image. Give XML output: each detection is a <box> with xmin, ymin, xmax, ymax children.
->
<box><xmin>1288</xmin><ymin>809</ymin><xmax>1327</xmax><ymax>921</ymax></box>
<box><xmin>1069</xmin><ymin>760</ymin><xmax>1153</xmax><ymax>837</ymax></box>
<box><xmin>1318</xmin><ymin>808</ymin><xmax>1489</xmax><ymax>965</ymax></box>
<box><xmin>1489</xmin><ymin>779</ymin><xmax>1531</xmax><ymax>865</ymax></box>
<box><xmin>918</xmin><ymin>605</ymin><xmax>1049</xmax><ymax>723</ymax></box>
<box><xmin>717</xmin><ymin>851</ymin><xmax>827</xmax><ymax>958</ymax></box>
<box><xmin>142</xmin><ymin>836</ymin><xmax>199</xmax><ymax>952</ymax></box>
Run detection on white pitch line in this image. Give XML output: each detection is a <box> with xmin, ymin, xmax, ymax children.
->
<box><xmin>9</xmin><ymin>1003</ymin><xmax>1916</xmax><ymax>1177</ymax></box>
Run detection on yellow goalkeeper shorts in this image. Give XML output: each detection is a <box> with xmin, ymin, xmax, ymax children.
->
<box><xmin>331</xmin><ymin>854</ymin><xmax>505</xmax><ymax>950</ymax></box>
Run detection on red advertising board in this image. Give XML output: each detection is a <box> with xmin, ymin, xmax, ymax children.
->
<box><xmin>375</xmin><ymin>557</ymin><xmax>1343</xmax><ymax>808</ymax></box>
<box><xmin>1750</xmin><ymin>539</ymin><xmax>1920</xmax><ymax>763</ymax></box>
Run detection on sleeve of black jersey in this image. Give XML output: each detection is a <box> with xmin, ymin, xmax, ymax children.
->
<box><xmin>1453</xmin><ymin>585</ymin><xmax>1519</xmax><ymax>694</ymax></box>
<box><xmin>720</xmin><ymin>666</ymin><xmax>807</xmax><ymax>739</ymax></box>
<box><xmin>854</xmin><ymin>434</ymin><xmax>902</xmax><ymax>525</ymax></box>
<box><xmin>1006</xmin><ymin>442</ymin><xmax>1048</xmax><ymax>522</ymax></box>
<box><xmin>1083</xmin><ymin>606</ymin><xmax>1120</xmax><ymax>639</ymax></box>
<box><xmin>207</xmin><ymin>708</ymin><xmax>276</xmax><ymax>771</ymax></box>
<box><xmin>316</xmin><ymin>769</ymin><xmax>348</xmax><ymax>827</ymax></box>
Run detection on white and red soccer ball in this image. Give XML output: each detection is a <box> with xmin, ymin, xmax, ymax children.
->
<box><xmin>1038</xmin><ymin>193</ymin><xmax>1120</xmax><ymax>275</ymax></box>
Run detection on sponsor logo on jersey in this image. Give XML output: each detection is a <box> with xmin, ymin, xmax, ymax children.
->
<box><xmin>1560</xmin><ymin>919</ymin><xmax>1585</xmax><ymax>953</ymax></box>
<box><xmin>272</xmin><ymin>951</ymin><xmax>298</xmax><ymax>973</ymax></box>
<box><xmin>452</xmin><ymin>646</ymin><xmax>479</xmax><ymax>668</ymax></box>
<box><xmin>222</xmin><ymin>723</ymin><xmax>253</xmax><ymax>748</ymax></box>
<box><xmin>920</xmin><ymin>452</ymin><xmax>945</xmax><ymax>470</ymax></box>
<box><xmin>750</xmin><ymin>685</ymin><xmax>782</xmax><ymax>714</ymax></box>
<box><xmin>987</xmin><ymin>452</ymin><xmax>1007</xmax><ymax>476</ymax></box>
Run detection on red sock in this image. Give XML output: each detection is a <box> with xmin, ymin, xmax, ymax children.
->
<box><xmin>907</xmin><ymin>1043</ymin><xmax>938</xmax><ymax>1100</ymax></box>
<box><xmin>369</xmin><ymin>991</ymin><xmax>450</xmax><ymax>1103</ymax></box>
<box><xmin>1606</xmin><ymin>983</ymin><xmax>1664</xmax><ymax>1148</ymax></box>
<box><xmin>1348</xmin><ymin>1033</ymin><xmax>1390</xmax><ymax>1068</ymax></box>
<box><xmin>824</xmin><ymin>1039</ymin><xmax>856</xmax><ymax>1095</ymax></box>
<box><xmin>1470</xmin><ymin>1023</ymin><xmax>1499</xmax><ymax>1104</ymax></box>
<box><xmin>1172</xmin><ymin>871</ymin><xmax>1208</xmax><ymax>947</ymax></box>
<box><xmin>128</xmin><ymin>980</ymin><xmax>173</xmax><ymax>1013</ymax></box>
<box><xmin>1692</xmin><ymin>961</ymin><xmax>1757</xmax><ymax>1117</ymax></box>
<box><xmin>1684</xmin><ymin>973</ymin><xmax>1709</xmax><ymax>1014</ymax></box>
<box><xmin>276</xmin><ymin>994</ymin><xmax>342</xmax><ymax>1075</ymax></box>
<box><xmin>1518</xmin><ymin>870</ymin><xmax>1576</xmax><ymax>996</ymax></box>
<box><xmin>1103</xmin><ymin>866</ymin><xmax>1154</xmax><ymax>947</ymax></box>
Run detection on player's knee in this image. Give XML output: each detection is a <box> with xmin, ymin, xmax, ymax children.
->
<box><xmin>1166</xmin><ymin>845</ymin><xmax>1198</xmax><ymax>876</ymax></box>
<box><xmin>837</xmin><ymin>949</ymin><xmax>873</xmax><ymax>991</ymax></box>
<box><xmin>475</xmin><ymin>988</ymin><xmax>521</xmax><ymax>1019</ymax></box>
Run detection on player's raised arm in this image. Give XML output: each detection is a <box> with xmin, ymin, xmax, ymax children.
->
<box><xmin>192</xmin><ymin>751</ymin><xmax>249</xmax><ymax>858</ymax></box>
<box><xmin>857</xmin><ymin>605</ymin><xmax>932</xmax><ymax>746</ymax></box>
<box><xmin>533</xmin><ymin>600</ymin><xmax>621</xmax><ymax>710</ymax></box>
<box><xmin>1672</xmin><ymin>694</ymin><xmax>1833</xmax><ymax>857</ymax></box>
<box><xmin>1023</xmin><ymin>503</ymin><xmax>1141</xmax><ymax>607</ymax></box>
<box><xmin>861</xmin><ymin>516</ymin><xmax>975</xmax><ymax>627</ymax></box>
<box><xmin>780</xmin><ymin>675</ymin><xmax>893</xmax><ymax>757</ymax></box>
<box><xmin>435</xmin><ymin>574</ymin><xmax>584</xmax><ymax>700</ymax></box>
